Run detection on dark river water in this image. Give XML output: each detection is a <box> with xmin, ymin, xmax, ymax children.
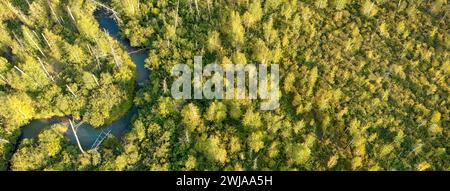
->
<box><xmin>20</xmin><ymin>10</ymin><xmax>149</xmax><ymax>149</ymax></box>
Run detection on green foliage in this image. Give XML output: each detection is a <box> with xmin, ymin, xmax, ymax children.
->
<box><xmin>1</xmin><ymin>0</ymin><xmax>449</xmax><ymax>171</ymax></box>
<box><xmin>205</xmin><ymin>101</ymin><xmax>227</xmax><ymax>123</ymax></box>
<box><xmin>333</xmin><ymin>0</ymin><xmax>350</xmax><ymax>10</ymax></box>
<box><xmin>10</xmin><ymin>124</ymin><xmax>76</xmax><ymax>171</ymax></box>
<box><xmin>361</xmin><ymin>0</ymin><xmax>378</xmax><ymax>17</ymax></box>
<box><xmin>0</xmin><ymin>0</ymin><xmax>135</xmax><ymax>169</ymax></box>
<box><xmin>110</xmin><ymin>0</ymin><xmax>448</xmax><ymax>171</ymax></box>
<box><xmin>0</xmin><ymin>0</ymin><xmax>135</xmax><ymax>128</ymax></box>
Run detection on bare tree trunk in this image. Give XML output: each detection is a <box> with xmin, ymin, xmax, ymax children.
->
<box><xmin>13</xmin><ymin>65</ymin><xmax>26</xmax><ymax>75</ymax></box>
<box><xmin>24</xmin><ymin>30</ymin><xmax>45</xmax><ymax>56</ymax></box>
<box><xmin>90</xmin><ymin>0</ymin><xmax>122</xmax><ymax>23</ymax></box>
<box><xmin>175</xmin><ymin>0</ymin><xmax>180</xmax><ymax>28</ymax></box>
<box><xmin>2</xmin><ymin>0</ymin><xmax>30</xmax><ymax>26</ymax></box>
<box><xmin>163</xmin><ymin>77</ymin><xmax>168</xmax><ymax>93</ymax></box>
<box><xmin>253</xmin><ymin>156</ymin><xmax>258</xmax><ymax>170</ymax></box>
<box><xmin>92</xmin><ymin>74</ymin><xmax>100</xmax><ymax>86</ymax></box>
<box><xmin>37</xmin><ymin>57</ymin><xmax>55</xmax><ymax>82</ymax></box>
<box><xmin>185</xmin><ymin>130</ymin><xmax>190</xmax><ymax>144</ymax></box>
<box><xmin>13</xmin><ymin>65</ymin><xmax>38</xmax><ymax>86</ymax></box>
<box><xmin>107</xmin><ymin>36</ymin><xmax>121</xmax><ymax>67</ymax></box>
<box><xmin>73</xmin><ymin>120</ymin><xmax>85</xmax><ymax>131</ymax></box>
<box><xmin>32</xmin><ymin>30</ymin><xmax>41</xmax><ymax>42</ymax></box>
<box><xmin>128</xmin><ymin>47</ymin><xmax>149</xmax><ymax>54</ymax></box>
<box><xmin>59</xmin><ymin>16</ymin><xmax>65</xmax><ymax>24</ymax></box>
<box><xmin>0</xmin><ymin>74</ymin><xmax>9</xmax><ymax>84</ymax></box>
<box><xmin>11</xmin><ymin>32</ymin><xmax>25</xmax><ymax>49</ymax></box>
<box><xmin>86</xmin><ymin>44</ymin><xmax>94</xmax><ymax>57</ymax></box>
<box><xmin>207</xmin><ymin>0</ymin><xmax>211</xmax><ymax>18</ymax></box>
<box><xmin>66</xmin><ymin>84</ymin><xmax>77</xmax><ymax>97</ymax></box>
<box><xmin>41</xmin><ymin>33</ymin><xmax>52</xmax><ymax>48</ymax></box>
<box><xmin>194</xmin><ymin>0</ymin><xmax>199</xmax><ymax>18</ymax></box>
<box><xmin>25</xmin><ymin>0</ymin><xmax>31</xmax><ymax>7</ymax></box>
<box><xmin>48</xmin><ymin>2</ymin><xmax>62</xmax><ymax>25</ymax></box>
<box><xmin>67</xmin><ymin>6</ymin><xmax>76</xmax><ymax>23</ymax></box>
<box><xmin>69</xmin><ymin>119</ymin><xmax>85</xmax><ymax>154</ymax></box>
<box><xmin>87</xmin><ymin>45</ymin><xmax>101</xmax><ymax>70</ymax></box>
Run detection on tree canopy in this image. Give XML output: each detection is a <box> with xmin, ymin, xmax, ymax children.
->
<box><xmin>0</xmin><ymin>0</ymin><xmax>449</xmax><ymax>171</ymax></box>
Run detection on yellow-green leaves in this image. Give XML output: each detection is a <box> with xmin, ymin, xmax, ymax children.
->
<box><xmin>248</xmin><ymin>131</ymin><xmax>264</xmax><ymax>153</ymax></box>
<box><xmin>315</xmin><ymin>0</ymin><xmax>328</xmax><ymax>9</ymax></box>
<box><xmin>361</xmin><ymin>0</ymin><xmax>378</xmax><ymax>17</ymax></box>
<box><xmin>0</xmin><ymin>93</ymin><xmax>35</xmax><ymax>130</ymax></box>
<box><xmin>207</xmin><ymin>31</ymin><xmax>221</xmax><ymax>53</ymax></box>
<box><xmin>243</xmin><ymin>0</ymin><xmax>263</xmax><ymax>27</ymax></box>
<box><xmin>225</xmin><ymin>11</ymin><xmax>245</xmax><ymax>47</ymax></box>
<box><xmin>333</xmin><ymin>0</ymin><xmax>349</xmax><ymax>10</ymax></box>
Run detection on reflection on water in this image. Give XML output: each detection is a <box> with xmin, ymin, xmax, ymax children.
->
<box><xmin>64</xmin><ymin>107</ymin><xmax>138</xmax><ymax>148</ymax></box>
<box><xmin>96</xmin><ymin>11</ymin><xmax>149</xmax><ymax>84</ymax></box>
<box><xmin>20</xmin><ymin>9</ymin><xmax>149</xmax><ymax>149</ymax></box>
<box><xmin>21</xmin><ymin>117</ymin><xmax>63</xmax><ymax>139</ymax></box>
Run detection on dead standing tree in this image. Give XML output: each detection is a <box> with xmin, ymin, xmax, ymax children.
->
<box><xmin>69</xmin><ymin>119</ymin><xmax>85</xmax><ymax>154</ymax></box>
<box><xmin>194</xmin><ymin>0</ymin><xmax>199</xmax><ymax>18</ymax></box>
<box><xmin>175</xmin><ymin>0</ymin><xmax>180</xmax><ymax>28</ymax></box>
<box><xmin>23</xmin><ymin>29</ymin><xmax>45</xmax><ymax>57</ymax></box>
<box><xmin>73</xmin><ymin>120</ymin><xmax>85</xmax><ymax>131</ymax></box>
<box><xmin>110</xmin><ymin>45</ymin><xmax>121</xmax><ymax>68</ymax></box>
<box><xmin>41</xmin><ymin>33</ymin><xmax>52</xmax><ymax>48</ymax></box>
<box><xmin>65</xmin><ymin>84</ymin><xmax>77</xmax><ymax>97</ymax></box>
<box><xmin>87</xmin><ymin>44</ymin><xmax>101</xmax><ymax>70</ymax></box>
<box><xmin>0</xmin><ymin>74</ymin><xmax>10</xmax><ymax>85</ymax></box>
<box><xmin>104</xmin><ymin>32</ymin><xmax>122</xmax><ymax>68</ymax></box>
<box><xmin>92</xmin><ymin>74</ymin><xmax>100</xmax><ymax>86</ymax></box>
<box><xmin>36</xmin><ymin>57</ymin><xmax>55</xmax><ymax>82</ymax></box>
<box><xmin>11</xmin><ymin>31</ymin><xmax>25</xmax><ymax>49</ymax></box>
<box><xmin>13</xmin><ymin>65</ymin><xmax>39</xmax><ymax>86</ymax></box>
<box><xmin>47</xmin><ymin>2</ymin><xmax>62</xmax><ymax>25</ymax></box>
<box><xmin>90</xmin><ymin>128</ymin><xmax>111</xmax><ymax>150</ymax></box>
<box><xmin>89</xmin><ymin>0</ymin><xmax>122</xmax><ymax>23</ymax></box>
<box><xmin>1</xmin><ymin>0</ymin><xmax>31</xmax><ymax>26</ymax></box>
<box><xmin>66</xmin><ymin>6</ymin><xmax>76</xmax><ymax>23</ymax></box>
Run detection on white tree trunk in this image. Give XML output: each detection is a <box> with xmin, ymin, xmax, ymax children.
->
<box><xmin>194</xmin><ymin>0</ymin><xmax>199</xmax><ymax>17</ymax></box>
<box><xmin>48</xmin><ymin>4</ymin><xmax>61</xmax><ymax>25</ymax></box>
<box><xmin>90</xmin><ymin>0</ymin><xmax>122</xmax><ymax>23</ymax></box>
<box><xmin>66</xmin><ymin>6</ymin><xmax>76</xmax><ymax>23</ymax></box>
<box><xmin>11</xmin><ymin>31</ymin><xmax>25</xmax><ymax>49</ymax></box>
<box><xmin>107</xmin><ymin>36</ymin><xmax>121</xmax><ymax>67</ymax></box>
<box><xmin>66</xmin><ymin>84</ymin><xmax>77</xmax><ymax>97</ymax></box>
<box><xmin>41</xmin><ymin>33</ymin><xmax>52</xmax><ymax>48</ymax></box>
<box><xmin>69</xmin><ymin>119</ymin><xmax>85</xmax><ymax>154</ymax></box>
<box><xmin>92</xmin><ymin>74</ymin><xmax>100</xmax><ymax>86</ymax></box>
<box><xmin>87</xmin><ymin>45</ymin><xmax>101</xmax><ymax>70</ymax></box>
<box><xmin>37</xmin><ymin>57</ymin><xmax>54</xmax><ymax>82</ymax></box>
<box><xmin>24</xmin><ymin>30</ymin><xmax>45</xmax><ymax>56</ymax></box>
<box><xmin>0</xmin><ymin>74</ymin><xmax>9</xmax><ymax>84</ymax></box>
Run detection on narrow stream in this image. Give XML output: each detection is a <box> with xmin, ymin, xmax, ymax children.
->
<box><xmin>19</xmin><ymin>9</ymin><xmax>149</xmax><ymax>149</ymax></box>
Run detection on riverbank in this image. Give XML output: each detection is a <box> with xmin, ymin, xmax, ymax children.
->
<box><xmin>16</xmin><ymin>8</ymin><xmax>150</xmax><ymax>150</ymax></box>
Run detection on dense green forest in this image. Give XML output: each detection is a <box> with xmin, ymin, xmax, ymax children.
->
<box><xmin>0</xmin><ymin>0</ymin><xmax>449</xmax><ymax>171</ymax></box>
<box><xmin>0</xmin><ymin>0</ymin><xmax>136</xmax><ymax>170</ymax></box>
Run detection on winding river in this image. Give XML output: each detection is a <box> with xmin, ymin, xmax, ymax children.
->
<box><xmin>20</xmin><ymin>9</ymin><xmax>149</xmax><ymax>149</ymax></box>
